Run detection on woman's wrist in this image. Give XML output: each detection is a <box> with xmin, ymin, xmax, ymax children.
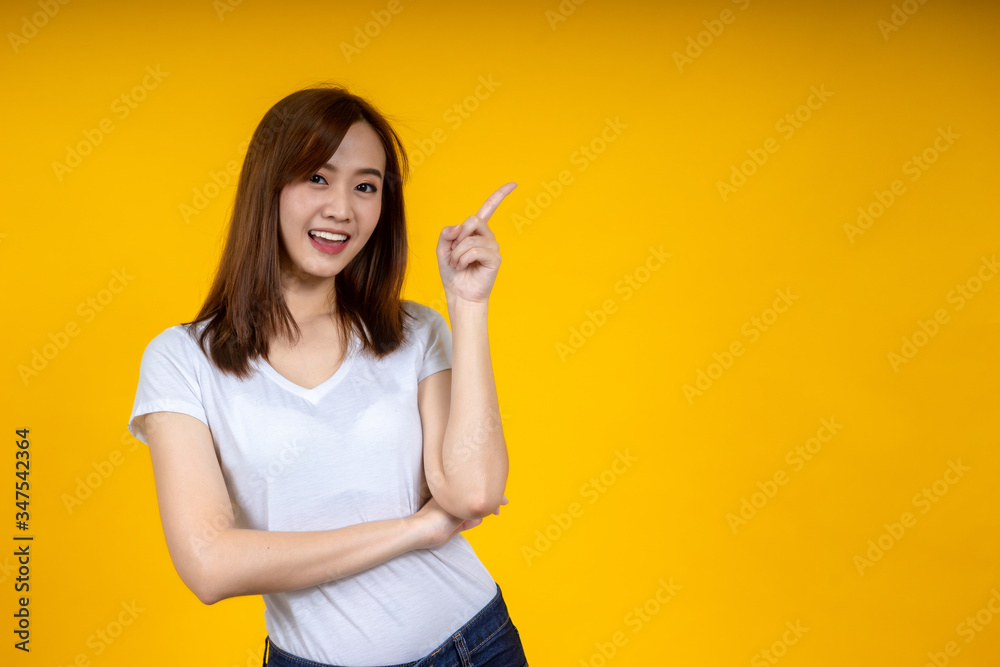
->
<box><xmin>404</xmin><ymin>512</ymin><xmax>433</xmax><ymax>550</ymax></box>
<box><xmin>445</xmin><ymin>291</ymin><xmax>490</xmax><ymax>314</ymax></box>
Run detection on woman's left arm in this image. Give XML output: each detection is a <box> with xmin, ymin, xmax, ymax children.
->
<box><xmin>420</xmin><ymin>183</ymin><xmax>517</xmax><ymax>521</ymax></box>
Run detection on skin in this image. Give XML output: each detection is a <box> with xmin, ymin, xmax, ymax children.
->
<box><xmin>420</xmin><ymin>183</ymin><xmax>517</xmax><ymax>522</ymax></box>
<box><xmin>273</xmin><ymin>120</ymin><xmax>509</xmax><ymax>544</ymax></box>
<box><xmin>277</xmin><ymin>120</ymin><xmax>383</xmax><ymax>322</ymax></box>
<box><xmin>143</xmin><ymin>121</ymin><xmax>516</xmax><ymax>608</ymax></box>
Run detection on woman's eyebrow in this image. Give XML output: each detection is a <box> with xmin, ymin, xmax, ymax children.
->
<box><xmin>322</xmin><ymin>163</ymin><xmax>383</xmax><ymax>179</ymax></box>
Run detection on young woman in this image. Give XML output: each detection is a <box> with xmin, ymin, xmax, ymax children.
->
<box><xmin>127</xmin><ymin>84</ymin><xmax>528</xmax><ymax>666</ymax></box>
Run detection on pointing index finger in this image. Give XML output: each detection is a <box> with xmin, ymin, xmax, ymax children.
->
<box><xmin>475</xmin><ymin>182</ymin><xmax>518</xmax><ymax>222</ymax></box>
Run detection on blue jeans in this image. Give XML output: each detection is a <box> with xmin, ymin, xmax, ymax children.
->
<box><xmin>262</xmin><ymin>583</ymin><xmax>528</xmax><ymax>667</ymax></box>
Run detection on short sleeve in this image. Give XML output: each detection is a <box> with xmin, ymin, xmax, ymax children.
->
<box><xmin>417</xmin><ymin>305</ymin><xmax>452</xmax><ymax>383</ymax></box>
<box><xmin>127</xmin><ymin>327</ymin><xmax>210</xmax><ymax>446</ymax></box>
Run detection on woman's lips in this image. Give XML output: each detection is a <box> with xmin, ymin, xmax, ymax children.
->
<box><xmin>308</xmin><ymin>233</ymin><xmax>349</xmax><ymax>254</ymax></box>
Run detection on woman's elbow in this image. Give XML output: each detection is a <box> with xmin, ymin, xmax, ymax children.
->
<box><xmin>431</xmin><ymin>466</ymin><xmax>508</xmax><ymax>519</ymax></box>
<box><xmin>468</xmin><ymin>476</ymin><xmax>509</xmax><ymax>518</ymax></box>
<box><xmin>174</xmin><ymin>545</ymin><xmax>225</xmax><ymax>606</ymax></box>
<box><xmin>455</xmin><ymin>488</ymin><xmax>506</xmax><ymax>520</ymax></box>
<box><xmin>191</xmin><ymin>585</ymin><xmax>218</xmax><ymax>606</ymax></box>
<box><xmin>192</xmin><ymin>574</ymin><xmax>225</xmax><ymax>606</ymax></box>
<box><xmin>435</xmin><ymin>490</ymin><xmax>486</xmax><ymax>521</ymax></box>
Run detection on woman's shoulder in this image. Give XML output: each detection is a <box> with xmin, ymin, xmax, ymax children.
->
<box><xmin>401</xmin><ymin>299</ymin><xmax>446</xmax><ymax>326</ymax></box>
<box><xmin>141</xmin><ymin>320</ymin><xmax>209</xmax><ymax>362</ymax></box>
<box><xmin>401</xmin><ymin>300</ymin><xmax>451</xmax><ymax>344</ymax></box>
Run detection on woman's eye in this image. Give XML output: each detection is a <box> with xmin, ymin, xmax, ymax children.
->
<box><xmin>309</xmin><ymin>174</ymin><xmax>327</xmax><ymax>184</ymax></box>
<box><xmin>357</xmin><ymin>183</ymin><xmax>378</xmax><ymax>193</ymax></box>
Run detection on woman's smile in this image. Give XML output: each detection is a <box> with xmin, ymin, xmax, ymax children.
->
<box><xmin>307</xmin><ymin>229</ymin><xmax>351</xmax><ymax>254</ymax></box>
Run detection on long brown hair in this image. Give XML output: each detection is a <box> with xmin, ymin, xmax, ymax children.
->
<box><xmin>182</xmin><ymin>82</ymin><xmax>416</xmax><ymax>379</ymax></box>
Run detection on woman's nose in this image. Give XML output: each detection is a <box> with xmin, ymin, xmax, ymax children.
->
<box><xmin>322</xmin><ymin>186</ymin><xmax>351</xmax><ymax>219</ymax></box>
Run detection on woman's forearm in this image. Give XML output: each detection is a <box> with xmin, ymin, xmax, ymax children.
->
<box><xmin>440</xmin><ymin>295</ymin><xmax>509</xmax><ymax>516</ymax></box>
<box><xmin>198</xmin><ymin>517</ymin><xmax>425</xmax><ymax>605</ymax></box>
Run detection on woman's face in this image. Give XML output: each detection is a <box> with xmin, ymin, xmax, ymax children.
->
<box><xmin>277</xmin><ymin>121</ymin><xmax>386</xmax><ymax>287</ymax></box>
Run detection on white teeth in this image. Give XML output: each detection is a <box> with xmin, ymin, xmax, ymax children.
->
<box><xmin>310</xmin><ymin>231</ymin><xmax>348</xmax><ymax>242</ymax></box>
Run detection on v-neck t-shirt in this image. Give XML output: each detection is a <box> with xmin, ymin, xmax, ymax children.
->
<box><xmin>127</xmin><ymin>300</ymin><xmax>497</xmax><ymax>665</ymax></box>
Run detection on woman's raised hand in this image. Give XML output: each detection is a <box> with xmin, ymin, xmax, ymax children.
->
<box><xmin>437</xmin><ymin>182</ymin><xmax>517</xmax><ymax>305</ymax></box>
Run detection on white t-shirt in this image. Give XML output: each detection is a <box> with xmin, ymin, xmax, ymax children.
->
<box><xmin>127</xmin><ymin>300</ymin><xmax>496</xmax><ymax>665</ymax></box>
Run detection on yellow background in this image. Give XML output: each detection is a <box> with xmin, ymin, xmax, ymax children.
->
<box><xmin>2</xmin><ymin>0</ymin><xmax>999</xmax><ymax>664</ymax></box>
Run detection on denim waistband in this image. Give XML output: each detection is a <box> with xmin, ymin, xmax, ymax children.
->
<box><xmin>263</xmin><ymin>582</ymin><xmax>507</xmax><ymax>667</ymax></box>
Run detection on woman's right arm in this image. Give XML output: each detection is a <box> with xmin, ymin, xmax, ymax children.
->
<box><xmin>142</xmin><ymin>410</ymin><xmax>484</xmax><ymax>605</ymax></box>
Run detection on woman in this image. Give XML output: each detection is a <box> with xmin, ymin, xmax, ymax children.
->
<box><xmin>127</xmin><ymin>84</ymin><xmax>528</xmax><ymax>666</ymax></box>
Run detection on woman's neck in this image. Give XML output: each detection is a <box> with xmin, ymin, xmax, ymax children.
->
<box><xmin>278</xmin><ymin>258</ymin><xmax>338</xmax><ymax>324</ymax></box>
